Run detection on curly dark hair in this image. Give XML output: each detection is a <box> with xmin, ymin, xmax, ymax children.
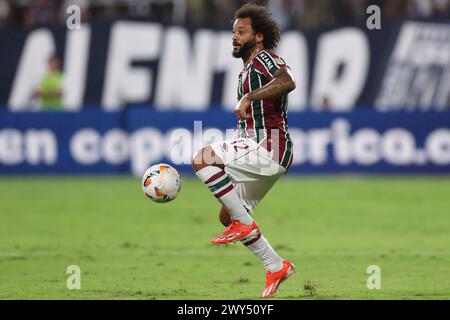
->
<box><xmin>234</xmin><ymin>3</ymin><xmax>281</xmax><ymax>50</ymax></box>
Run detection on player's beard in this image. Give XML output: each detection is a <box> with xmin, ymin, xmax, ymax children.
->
<box><xmin>232</xmin><ymin>38</ymin><xmax>257</xmax><ymax>59</ymax></box>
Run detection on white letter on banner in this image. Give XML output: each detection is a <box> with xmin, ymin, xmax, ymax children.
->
<box><xmin>154</xmin><ymin>28</ymin><xmax>215</xmax><ymax>110</ymax></box>
<box><xmin>102</xmin><ymin>22</ymin><xmax>162</xmax><ymax>110</ymax></box>
<box><xmin>332</xmin><ymin>119</ymin><xmax>352</xmax><ymax>165</ymax></box>
<box><xmin>311</xmin><ymin>28</ymin><xmax>370</xmax><ymax>111</ymax></box>
<box><xmin>25</xmin><ymin>130</ymin><xmax>58</xmax><ymax>165</ymax></box>
<box><xmin>381</xmin><ymin>129</ymin><xmax>416</xmax><ymax>165</ymax></box>
<box><xmin>288</xmin><ymin>128</ymin><xmax>307</xmax><ymax>165</ymax></box>
<box><xmin>102</xmin><ymin>129</ymin><xmax>129</xmax><ymax>165</ymax></box>
<box><xmin>64</xmin><ymin>25</ymin><xmax>91</xmax><ymax>110</ymax></box>
<box><xmin>426</xmin><ymin>129</ymin><xmax>450</xmax><ymax>165</ymax></box>
<box><xmin>8</xmin><ymin>29</ymin><xmax>55</xmax><ymax>110</ymax></box>
<box><xmin>277</xmin><ymin>31</ymin><xmax>308</xmax><ymax>111</ymax></box>
<box><xmin>352</xmin><ymin>129</ymin><xmax>381</xmax><ymax>165</ymax></box>
<box><xmin>308</xmin><ymin>129</ymin><xmax>331</xmax><ymax>165</ymax></box>
<box><xmin>168</xmin><ymin>128</ymin><xmax>192</xmax><ymax>165</ymax></box>
<box><xmin>0</xmin><ymin>129</ymin><xmax>23</xmax><ymax>165</ymax></box>
<box><xmin>70</xmin><ymin>128</ymin><xmax>101</xmax><ymax>165</ymax></box>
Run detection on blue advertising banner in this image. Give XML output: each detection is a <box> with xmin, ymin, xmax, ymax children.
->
<box><xmin>1</xmin><ymin>109</ymin><xmax>449</xmax><ymax>176</ymax></box>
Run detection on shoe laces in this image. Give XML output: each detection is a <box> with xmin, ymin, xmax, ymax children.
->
<box><xmin>227</xmin><ymin>220</ymin><xmax>242</xmax><ymax>230</ymax></box>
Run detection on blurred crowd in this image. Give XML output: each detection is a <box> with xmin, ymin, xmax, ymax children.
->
<box><xmin>0</xmin><ymin>0</ymin><xmax>449</xmax><ymax>29</ymax></box>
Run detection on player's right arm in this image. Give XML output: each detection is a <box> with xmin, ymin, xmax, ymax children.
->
<box><xmin>247</xmin><ymin>67</ymin><xmax>295</xmax><ymax>101</ymax></box>
<box><xmin>235</xmin><ymin>67</ymin><xmax>295</xmax><ymax>119</ymax></box>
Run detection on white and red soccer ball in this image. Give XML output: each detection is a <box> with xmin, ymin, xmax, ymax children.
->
<box><xmin>142</xmin><ymin>163</ymin><xmax>181</xmax><ymax>203</ymax></box>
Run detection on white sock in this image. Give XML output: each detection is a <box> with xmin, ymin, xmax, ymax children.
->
<box><xmin>195</xmin><ymin>166</ymin><xmax>253</xmax><ymax>225</ymax></box>
<box><xmin>242</xmin><ymin>235</ymin><xmax>283</xmax><ymax>272</ymax></box>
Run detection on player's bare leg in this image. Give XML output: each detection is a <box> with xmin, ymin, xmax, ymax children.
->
<box><xmin>219</xmin><ymin>205</ymin><xmax>232</xmax><ymax>227</ymax></box>
<box><xmin>220</xmin><ymin>205</ymin><xmax>295</xmax><ymax>297</ymax></box>
<box><xmin>192</xmin><ymin>147</ymin><xmax>258</xmax><ymax>244</ymax></box>
<box><xmin>219</xmin><ymin>207</ymin><xmax>283</xmax><ymax>272</ymax></box>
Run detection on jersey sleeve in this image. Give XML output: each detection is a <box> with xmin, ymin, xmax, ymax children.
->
<box><xmin>253</xmin><ymin>50</ymin><xmax>287</xmax><ymax>81</ymax></box>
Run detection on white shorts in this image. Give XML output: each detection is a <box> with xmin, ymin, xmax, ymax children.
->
<box><xmin>210</xmin><ymin>138</ymin><xmax>286</xmax><ymax>213</ymax></box>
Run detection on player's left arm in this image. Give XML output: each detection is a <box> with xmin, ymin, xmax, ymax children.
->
<box><xmin>235</xmin><ymin>67</ymin><xmax>296</xmax><ymax>119</ymax></box>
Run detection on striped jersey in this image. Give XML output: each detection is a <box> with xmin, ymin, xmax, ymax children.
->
<box><xmin>237</xmin><ymin>49</ymin><xmax>293</xmax><ymax>170</ymax></box>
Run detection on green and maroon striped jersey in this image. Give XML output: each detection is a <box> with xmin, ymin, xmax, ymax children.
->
<box><xmin>237</xmin><ymin>49</ymin><xmax>293</xmax><ymax>170</ymax></box>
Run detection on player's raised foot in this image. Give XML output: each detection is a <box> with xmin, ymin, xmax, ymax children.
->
<box><xmin>262</xmin><ymin>260</ymin><xmax>296</xmax><ymax>298</ymax></box>
<box><xmin>210</xmin><ymin>220</ymin><xmax>260</xmax><ymax>245</ymax></box>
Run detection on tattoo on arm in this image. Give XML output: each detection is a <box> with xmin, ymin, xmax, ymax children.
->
<box><xmin>246</xmin><ymin>67</ymin><xmax>296</xmax><ymax>102</ymax></box>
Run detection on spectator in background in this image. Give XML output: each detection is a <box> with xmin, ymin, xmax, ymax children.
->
<box><xmin>267</xmin><ymin>0</ymin><xmax>294</xmax><ymax>30</ymax></box>
<box><xmin>0</xmin><ymin>0</ymin><xmax>10</xmax><ymax>27</ymax></box>
<box><xmin>320</xmin><ymin>96</ymin><xmax>332</xmax><ymax>110</ymax></box>
<box><xmin>186</xmin><ymin>0</ymin><xmax>241</xmax><ymax>28</ymax></box>
<box><xmin>369</xmin><ymin>0</ymin><xmax>412</xmax><ymax>21</ymax></box>
<box><xmin>293</xmin><ymin>0</ymin><xmax>334</xmax><ymax>29</ymax></box>
<box><xmin>23</xmin><ymin>0</ymin><xmax>59</xmax><ymax>27</ymax></box>
<box><xmin>125</xmin><ymin>0</ymin><xmax>151</xmax><ymax>19</ymax></box>
<box><xmin>35</xmin><ymin>56</ymin><xmax>64</xmax><ymax>111</ymax></box>
<box><xmin>2</xmin><ymin>0</ymin><xmax>449</xmax><ymax>29</ymax></box>
<box><xmin>413</xmin><ymin>0</ymin><xmax>450</xmax><ymax>18</ymax></box>
<box><xmin>186</xmin><ymin>0</ymin><xmax>208</xmax><ymax>26</ymax></box>
<box><xmin>212</xmin><ymin>0</ymin><xmax>242</xmax><ymax>28</ymax></box>
<box><xmin>331</xmin><ymin>0</ymin><xmax>365</xmax><ymax>26</ymax></box>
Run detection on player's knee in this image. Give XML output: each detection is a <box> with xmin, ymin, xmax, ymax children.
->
<box><xmin>192</xmin><ymin>148</ymin><xmax>206</xmax><ymax>172</ymax></box>
<box><xmin>192</xmin><ymin>146</ymin><xmax>224</xmax><ymax>172</ymax></box>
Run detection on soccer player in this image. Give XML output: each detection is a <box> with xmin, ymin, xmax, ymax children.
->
<box><xmin>192</xmin><ymin>3</ymin><xmax>296</xmax><ymax>298</ymax></box>
<box><xmin>35</xmin><ymin>55</ymin><xmax>64</xmax><ymax>111</ymax></box>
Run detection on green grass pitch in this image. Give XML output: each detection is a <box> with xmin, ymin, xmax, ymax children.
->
<box><xmin>0</xmin><ymin>176</ymin><xmax>449</xmax><ymax>300</ymax></box>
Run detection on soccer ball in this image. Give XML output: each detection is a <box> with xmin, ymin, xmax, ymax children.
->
<box><xmin>142</xmin><ymin>163</ymin><xmax>181</xmax><ymax>203</ymax></box>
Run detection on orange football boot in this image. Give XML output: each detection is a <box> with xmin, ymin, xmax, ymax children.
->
<box><xmin>210</xmin><ymin>220</ymin><xmax>260</xmax><ymax>245</ymax></box>
<box><xmin>262</xmin><ymin>260</ymin><xmax>296</xmax><ymax>298</ymax></box>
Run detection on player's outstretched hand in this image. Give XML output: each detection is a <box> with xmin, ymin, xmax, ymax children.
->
<box><xmin>235</xmin><ymin>94</ymin><xmax>252</xmax><ymax>120</ymax></box>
